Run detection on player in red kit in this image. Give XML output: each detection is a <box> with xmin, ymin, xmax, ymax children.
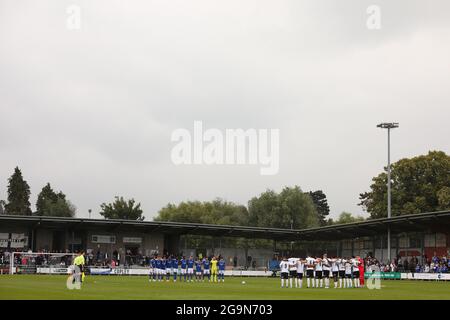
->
<box><xmin>358</xmin><ymin>256</ymin><xmax>365</xmax><ymax>286</ymax></box>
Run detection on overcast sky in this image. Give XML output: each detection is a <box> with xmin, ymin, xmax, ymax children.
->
<box><xmin>1</xmin><ymin>0</ymin><xmax>449</xmax><ymax>221</ymax></box>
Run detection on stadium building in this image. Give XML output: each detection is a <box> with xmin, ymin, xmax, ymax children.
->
<box><xmin>0</xmin><ymin>210</ymin><xmax>449</xmax><ymax>267</ymax></box>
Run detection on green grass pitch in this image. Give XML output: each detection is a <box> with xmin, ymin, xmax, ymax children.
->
<box><xmin>1</xmin><ymin>275</ymin><xmax>450</xmax><ymax>300</ymax></box>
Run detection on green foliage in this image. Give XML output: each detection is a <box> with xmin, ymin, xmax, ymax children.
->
<box><xmin>41</xmin><ymin>198</ymin><xmax>76</xmax><ymax>217</ymax></box>
<box><xmin>359</xmin><ymin>151</ymin><xmax>450</xmax><ymax>218</ymax></box>
<box><xmin>5</xmin><ymin>167</ymin><xmax>32</xmax><ymax>215</ymax></box>
<box><xmin>156</xmin><ymin>187</ymin><xmax>319</xmax><ymax>230</ymax></box>
<box><xmin>248</xmin><ymin>186</ymin><xmax>319</xmax><ymax>229</ymax></box>
<box><xmin>437</xmin><ymin>186</ymin><xmax>450</xmax><ymax>210</ymax></box>
<box><xmin>155</xmin><ymin>198</ymin><xmax>248</xmax><ymax>226</ymax></box>
<box><xmin>36</xmin><ymin>183</ymin><xmax>58</xmax><ymax>215</ymax></box>
<box><xmin>36</xmin><ymin>183</ymin><xmax>75</xmax><ymax>217</ymax></box>
<box><xmin>308</xmin><ymin>190</ymin><xmax>330</xmax><ymax>226</ymax></box>
<box><xmin>333</xmin><ymin>211</ymin><xmax>365</xmax><ymax>224</ymax></box>
<box><xmin>100</xmin><ymin>196</ymin><xmax>144</xmax><ymax>221</ymax></box>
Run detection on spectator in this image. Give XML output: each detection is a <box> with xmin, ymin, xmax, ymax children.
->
<box><xmin>415</xmin><ymin>264</ymin><xmax>421</xmax><ymax>273</ymax></box>
<box><xmin>246</xmin><ymin>255</ymin><xmax>252</xmax><ymax>270</ymax></box>
<box><xmin>432</xmin><ymin>252</ymin><xmax>439</xmax><ymax>264</ymax></box>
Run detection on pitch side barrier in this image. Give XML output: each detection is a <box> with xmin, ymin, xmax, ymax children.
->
<box><xmin>88</xmin><ymin>267</ymin><xmax>271</xmax><ymax>277</ymax></box>
<box><xmin>364</xmin><ymin>272</ymin><xmax>450</xmax><ymax>281</ymax></box>
<box><xmin>8</xmin><ymin>266</ymin><xmax>449</xmax><ymax>280</ymax></box>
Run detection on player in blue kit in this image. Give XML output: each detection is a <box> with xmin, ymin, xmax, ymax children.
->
<box><xmin>218</xmin><ymin>257</ymin><xmax>226</xmax><ymax>282</ymax></box>
<box><xmin>161</xmin><ymin>257</ymin><xmax>167</xmax><ymax>281</ymax></box>
<box><xmin>155</xmin><ymin>256</ymin><xmax>162</xmax><ymax>281</ymax></box>
<box><xmin>187</xmin><ymin>256</ymin><xmax>195</xmax><ymax>282</ymax></box>
<box><xmin>165</xmin><ymin>256</ymin><xmax>172</xmax><ymax>281</ymax></box>
<box><xmin>202</xmin><ymin>257</ymin><xmax>211</xmax><ymax>282</ymax></box>
<box><xmin>195</xmin><ymin>257</ymin><xmax>202</xmax><ymax>281</ymax></box>
<box><xmin>149</xmin><ymin>256</ymin><xmax>156</xmax><ymax>282</ymax></box>
<box><xmin>172</xmin><ymin>256</ymin><xmax>179</xmax><ymax>282</ymax></box>
<box><xmin>180</xmin><ymin>256</ymin><xmax>187</xmax><ymax>282</ymax></box>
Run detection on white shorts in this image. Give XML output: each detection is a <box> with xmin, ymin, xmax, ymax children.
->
<box><xmin>203</xmin><ymin>269</ymin><xmax>210</xmax><ymax>275</ymax></box>
<box><xmin>187</xmin><ymin>268</ymin><xmax>194</xmax><ymax>274</ymax></box>
<box><xmin>166</xmin><ymin>268</ymin><xmax>172</xmax><ymax>274</ymax></box>
<box><xmin>196</xmin><ymin>271</ymin><xmax>202</xmax><ymax>275</ymax></box>
<box><xmin>181</xmin><ymin>269</ymin><xmax>187</xmax><ymax>275</ymax></box>
<box><xmin>219</xmin><ymin>270</ymin><xmax>225</xmax><ymax>275</ymax></box>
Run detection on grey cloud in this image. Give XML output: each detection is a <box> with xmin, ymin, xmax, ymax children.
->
<box><xmin>0</xmin><ymin>0</ymin><xmax>449</xmax><ymax>219</ymax></box>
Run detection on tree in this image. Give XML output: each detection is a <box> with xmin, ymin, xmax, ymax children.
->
<box><xmin>155</xmin><ymin>186</ymin><xmax>320</xmax><ymax>229</ymax></box>
<box><xmin>42</xmin><ymin>198</ymin><xmax>76</xmax><ymax>217</ymax></box>
<box><xmin>36</xmin><ymin>183</ymin><xmax>58</xmax><ymax>215</ymax></box>
<box><xmin>36</xmin><ymin>183</ymin><xmax>75</xmax><ymax>217</ymax></box>
<box><xmin>100</xmin><ymin>196</ymin><xmax>144</xmax><ymax>220</ymax></box>
<box><xmin>334</xmin><ymin>211</ymin><xmax>365</xmax><ymax>224</ymax></box>
<box><xmin>248</xmin><ymin>186</ymin><xmax>319</xmax><ymax>229</ymax></box>
<box><xmin>359</xmin><ymin>151</ymin><xmax>450</xmax><ymax>218</ymax></box>
<box><xmin>437</xmin><ymin>186</ymin><xmax>450</xmax><ymax>211</ymax></box>
<box><xmin>155</xmin><ymin>198</ymin><xmax>249</xmax><ymax>226</ymax></box>
<box><xmin>308</xmin><ymin>190</ymin><xmax>330</xmax><ymax>226</ymax></box>
<box><xmin>5</xmin><ymin>167</ymin><xmax>32</xmax><ymax>215</ymax></box>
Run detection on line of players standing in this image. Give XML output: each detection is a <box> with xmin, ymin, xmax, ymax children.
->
<box><xmin>279</xmin><ymin>254</ymin><xmax>364</xmax><ymax>289</ymax></box>
<box><xmin>149</xmin><ymin>255</ymin><xmax>226</xmax><ymax>282</ymax></box>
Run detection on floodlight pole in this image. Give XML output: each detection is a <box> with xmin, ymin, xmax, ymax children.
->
<box><xmin>377</xmin><ymin>123</ymin><xmax>399</xmax><ymax>264</ymax></box>
<box><xmin>387</xmin><ymin>127</ymin><xmax>391</xmax><ymax>263</ymax></box>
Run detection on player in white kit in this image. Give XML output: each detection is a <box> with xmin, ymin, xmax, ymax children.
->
<box><xmin>351</xmin><ymin>256</ymin><xmax>361</xmax><ymax>288</ymax></box>
<box><xmin>305</xmin><ymin>256</ymin><xmax>316</xmax><ymax>288</ymax></box>
<box><xmin>314</xmin><ymin>257</ymin><xmax>323</xmax><ymax>288</ymax></box>
<box><xmin>344</xmin><ymin>258</ymin><xmax>353</xmax><ymax>288</ymax></box>
<box><xmin>338</xmin><ymin>258</ymin><xmax>346</xmax><ymax>288</ymax></box>
<box><xmin>287</xmin><ymin>257</ymin><xmax>298</xmax><ymax>288</ymax></box>
<box><xmin>330</xmin><ymin>256</ymin><xmax>339</xmax><ymax>288</ymax></box>
<box><xmin>322</xmin><ymin>254</ymin><xmax>331</xmax><ymax>289</ymax></box>
<box><xmin>296</xmin><ymin>258</ymin><xmax>305</xmax><ymax>288</ymax></box>
<box><xmin>279</xmin><ymin>257</ymin><xmax>289</xmax><ymax>288</ymax></box>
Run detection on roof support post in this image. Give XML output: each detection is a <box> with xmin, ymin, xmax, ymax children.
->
<box><xmin>395</xmin><ymin>233</ymin><xmax>399</xmax><ymax>261</ymax></box>
<box><xmin>387</xmin><ymin>227</ymin><xmax>391</xmax><ymax>263</ymax></box>
<box><xmin>421</xmin><ymin>232</ymin><xmax>425</xmax><ymax>266</ymax></box>
<box><xmin>28</xmin><ymin>227</ymin><xmax>35</xmax><ymax>252</ymax></box>
<box><xmin>372</xmin><ymin>236</ymin><xmax>376</xmax><ymax>258</ymax></box>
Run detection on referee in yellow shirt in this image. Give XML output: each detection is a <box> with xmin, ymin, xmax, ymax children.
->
<box><xmin>211</xmin><ymin>256</ymin><xmax>218</xmax><ymax>283</ymax></box>
<box><xmin>73</xmin><ymin>251</ymin><xmax>85</xmax><ymax>283</ymax></box>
